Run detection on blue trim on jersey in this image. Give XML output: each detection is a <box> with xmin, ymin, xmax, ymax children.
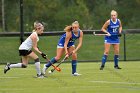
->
<box><xmin>104</xmin><ymin>19</ymin><xmax>120</xmax><ymax>44</ymax></box>
<box><xmin>57</xmin><ymin>29</ymin><xmax>80</xmax><ymax>47</ymax></box>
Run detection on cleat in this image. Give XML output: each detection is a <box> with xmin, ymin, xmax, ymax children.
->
<box><xmin>4</xmin><ymin>63</ymin><xmax>11</xmax><ymax>74</ymax></box>
<box><xmin>41</xmin><ymin>73</ymin><xmax>47</xmax><ymax>78</ymax></box>
<box><xmin>114</xmin><ymin>66</ymin><xmax>122</xmax><ymax>69</ymax></box>
<box><xmin>72</xmin><ymin>72</ymin><xmax>81</xmax><ymax>76</ymax></box>
<box><xmin>100</xmin><ymin>65</ymin><xmax>104</xmax><ymax>70</ymax></box>
<box><xmin>37</xmin><ymin>74</ymin><xmax>44</xmax><ymax>78</ymax></box>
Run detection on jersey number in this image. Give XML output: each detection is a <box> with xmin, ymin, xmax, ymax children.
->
<box><xmin>113</xmin><ymin>28</ymin><xmax>118</xmax><ymax>32</ymax></box>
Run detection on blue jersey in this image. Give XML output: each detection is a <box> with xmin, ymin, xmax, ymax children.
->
<box><xmin>57</xmin><ymin>29</ymin><xmax>81</xmax><ymax>47</ymax></box>
<box><xmin>105</xmin><ymin>19</ymin><xmax>120</xmax><ymax>44</ymax></box>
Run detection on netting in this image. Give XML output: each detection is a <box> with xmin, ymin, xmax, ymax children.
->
<box><xmin>0</xmin><ymin>33</ymin><xmax>140</xmax><ymax>64</ymax></box>
<box><xmin>125</xmin><ymin>34</ymin><xmax>140</xmax><ymax>60</ymax></box>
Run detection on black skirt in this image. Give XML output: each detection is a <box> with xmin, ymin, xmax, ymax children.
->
<box><xmin>19</xmin><ymin>50</ymin><xmax>32</xmax><ymax>56</ymax></box>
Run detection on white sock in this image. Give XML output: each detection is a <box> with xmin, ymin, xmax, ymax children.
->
<box><xmin>35</xmin><ymin>62</ymin><xmax>41</xmax><ymax>75</ymax></box>
<box><xmin>42</xmin><ymin>64</ymin><xmax>48</xmax><ymax>74</ymax></box>
<box><xmin>9</xmin><ymin>63</ymin><xmax>22</xmax><ymax>68</ymax></box>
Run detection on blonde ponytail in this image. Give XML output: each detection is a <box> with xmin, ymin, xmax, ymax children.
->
<box><xmin>64</xmin><ymin>25</ymin><xmax>72</xmax><ymax>32</ymax></box>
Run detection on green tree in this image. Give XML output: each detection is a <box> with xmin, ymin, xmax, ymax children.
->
<box><xmin>0</xmin><ymin>0</ymin><xmax>140</xmax><ymax>32</ymax></box>
<box><xmin>53</xmin><ymin>0</ymin><xmax>94</xmax><ymax>30</ymax></box>
<box><xmin>4</xmin><ymin>0</ymin><xmax>19</xmax><ymax>31</ymax></box>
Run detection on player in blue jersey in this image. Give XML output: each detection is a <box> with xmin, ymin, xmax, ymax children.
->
<box><xmin>100</xmin><ymin>10</ymin><xmax>122</xmax><ymax>70</ymax></box>
<box><xmin>42</xmin><ymin>21</ymin><xmax>83</xmax><ymax>76</ymax></box>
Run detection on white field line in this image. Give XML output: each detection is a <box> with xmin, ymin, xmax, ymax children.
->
<box><xmin>0</xmin><ymin>76</ymin><xmax>19</xmax><ymax>79</ymax></box>
<box><xmin>90</xmin><ymin>80</ymin><xmax>140</xmax><ymax>85</ymax></box>
<box><xmin>0</xmin><ymin>89</ymin><xmax>23</xmax><ymax>91</ymax></box>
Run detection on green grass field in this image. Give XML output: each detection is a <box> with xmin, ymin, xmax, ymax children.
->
<box><xmin>0</xmin><ymin>34</ymin><xmax>140</xmax><ymax>93</ymax></box>
<box><xmin>0</xmin><ymin>62</ymin><xmax>140</xmax><ymax>93</ymax></box>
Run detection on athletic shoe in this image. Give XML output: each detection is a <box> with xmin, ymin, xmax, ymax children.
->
<box><xmin>72</xmin><ymin>72</ymin><xmax>81</xmax><ymax>76</ymax></box>
<box><xmin>41</xmin><ymin>72</ymin><xmax>47</xmax><ymax>78</ymax></box>
<box><xmin>114</xmin><ymin>66</ymin><xmax>122</xmax><ymax>69</ymax></box>
<box><xmin>100</xmin><ymin>65</ymin><xmax>104</xmax><ymax>70</ymax></box>
<box><xmin>42</xmin><ymin>64</ymin><xmax>47</xmax><ymax>75</ymax></box>
<box><xmin>4</xmin><ymin>63</ymin><xmax>11</xmax><ymax>74</ymax></box>
<box><xmin>37</xmin><ymin>74</ymin><xmax>44</xmax><ymax>78</ymax></box>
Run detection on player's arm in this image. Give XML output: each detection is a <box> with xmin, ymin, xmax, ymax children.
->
<box><xmin>64</xmin><ymin>32</ymin><xmax>72</xmax><ymax>55</ymax></box>
<box><xmin>101</xmin><ymin>20</ymin><xmax>110</xmax><ymax>36</ymax></box>
<box><xmin>73</xmin><ymin>31</ymin><xmax>83</xmax><ymax>53</ymax></box>
<box><xmin>31</xmin><ymin>34</ymin><xmax>46</xmax><ymax>59</ymax></box>
<box><xmin>118</xmin><ymin>19</ymin><xmax>122</xmax><ymax>34</ymax></box>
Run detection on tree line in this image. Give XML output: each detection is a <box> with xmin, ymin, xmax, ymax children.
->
<box><xmin>0</xmin><ymin>0</ymin><xmax>140</xmax><ymax>32</ymax></box>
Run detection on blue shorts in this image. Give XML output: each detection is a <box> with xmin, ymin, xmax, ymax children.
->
<box><xmin>104</xmin><ymin>37</ymin><xmax>120</xmax><ymax>44</ymax></box>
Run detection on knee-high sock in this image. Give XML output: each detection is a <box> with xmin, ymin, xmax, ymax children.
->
<box><xmin>101</xmin><ymin>55</ymin><xmax>108</xmax><ymax>66</ymax></box>
<box><xmin>114</xmin><ymin>55</ymin><xmax>119</xmax><ymax>66</ymax></box>
<box><xmin>35</xmin><ymin>62</ymin><xmax>41</xmax><ymax>75</ymax></box>
<box><xmin>9</xmin><ymin>63</ymin><xmax>22</xmax><ymax>68</ymax></box>
<box><xmin>45</xmin><ymin>57</ymin><xmax>57</xmax><ymax>67</ymax></box>
<box><xmin>72</xmin><ymin>60</ymin><xmax>77</xmax><ymax>74</ymax></box>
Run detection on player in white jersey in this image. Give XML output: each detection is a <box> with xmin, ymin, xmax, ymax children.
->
<box><xmin>4</xmin><ymin>21</ymin><xmax>47</xmax><ymax>78</ymax></box>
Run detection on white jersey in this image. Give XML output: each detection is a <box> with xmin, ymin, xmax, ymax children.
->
<box><xmin>19</xmin><ymin>32</ymin><xmax>39</xmax><ymax>50</ymax></box>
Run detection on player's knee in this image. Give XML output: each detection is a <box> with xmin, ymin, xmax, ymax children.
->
<box><xmin>72</xmin><ymin>53</ymin><xmax>77</xmax><ymax>60</ymax></box>
<box><xmin>22</xmin><ymin>64</ymin><xmax>27</xmax><ymax>68</ymax></box>
<box><xmin>34</xmin><ymin>58</ymin><xmax>40</xmax><ymax>62</ymax></box>
<box><xmin>114</xmin><ymin>49</ymin><xmax>119</xmax><ymax>54</ymax></box>
<box><xmin>116</xmin><ymin>49</ymin><xmax>119</xmax><ymax>52</ymax></box>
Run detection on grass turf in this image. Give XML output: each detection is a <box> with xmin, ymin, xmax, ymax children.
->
<box><xmin>0</xmin><ymin>62</ymin><xmax>140</xmax><ymax>93</ymax></box>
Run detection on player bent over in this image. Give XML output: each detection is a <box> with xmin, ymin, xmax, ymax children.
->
<box><xmin>42</xmin><ymin>21</ymin><xmax>83</xmax><ymax>76</ymax></box>
<box><xmin>4</xmin><ymin>22</ymin><xmax>47</xmax><ymax>78</ymax></box>
<box><xmin>100</xmin><ymin>10</ymin><xmax>122</xmax><ymax>70</ymax></box>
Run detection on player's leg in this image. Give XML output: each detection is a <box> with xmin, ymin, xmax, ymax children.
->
<box><xmin>100</xmin><ymin>43</ymin><xmax>111</xmax><ymax>70</ymax></box>
<box><xmin>4</xmin><ymin>56</ymin><xmax>28</xmax><ymax>74</ymax></box>
<box><xmin>68</xmin><ymin>46</ymin><xmax>81</xmax><ymax>76</ymax></box>
<box><xmin>113</xmin><ymin>44</ymin><xmax>121</xmax><ymax>69</ymax></box>
<box><xmin>11</xmin><ymin>56</ymin><xmax>28</xmax><ymax>68</ymax></box>
<box><xmin>42</xmin><ymin>48</ymin><xmax>64</xmax><ymax>74</ymax></box>
<box><xmin>27</xmin><ymin>52</ymin><xmax>43</xmax><ymax>77</ymax></box>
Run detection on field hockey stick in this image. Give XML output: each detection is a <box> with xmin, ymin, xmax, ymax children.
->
<box><xmin>50</xmin><ymin>52</ymin><xmax>73</xmax><ymax>73</ymax></box>
<box><xmin>93</xmin><ymin>32</ymin><xmax>121</xmax><ymax>37</ymax></box>
<box><xmin>45</xmin><ymin>55</ymin><xmax>61</xmax><ymax>72</ymax></box>
<box><xmin>38</xmin><ymin>47</ymin><xmax>61</xmax><ymax>72</ymax></box>
<box><xmin>93</xmin><ymin>32</ymin><xmax>108</xmax><ymax>36</ymax></box>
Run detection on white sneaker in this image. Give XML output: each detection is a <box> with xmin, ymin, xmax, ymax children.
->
<box><xmin>42</xmin><ymin>64</ymin><xmax>48</xmax><ymax>75</ymax></box>
<box><xmin>72</xmin><ymin>72</ymin><xmax>82</xmax><ymax>76</ymax></box>
<box><xmin>4</xmin><ymin>63</ymin><xmax>11</xmax><ymax>74</ymax></box>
